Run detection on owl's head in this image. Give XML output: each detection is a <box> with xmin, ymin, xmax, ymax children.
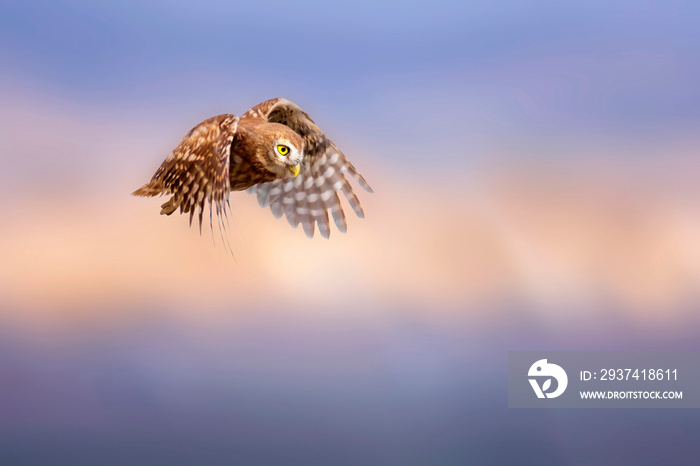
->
<box><xmin>258</xmin><ymin>123</ymin><xmax>304</xmax><ymax>178</ymax></box>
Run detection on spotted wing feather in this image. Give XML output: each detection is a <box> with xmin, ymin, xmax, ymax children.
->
<box><xmin>132</xmin><ymin>114</ymin><xmax>239</xmax><ymax>232</ymax></box>
<box><xmin>246</xmin><ymin>99</ymin><xmax>372</xmax><ymax>238</ymax></box>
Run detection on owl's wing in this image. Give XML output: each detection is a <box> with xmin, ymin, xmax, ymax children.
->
<box><xmin>132</xmin><ymin>114</ymin><xmax>239</xmax><ymax>232</ymax></box>
<box><xmin>245</xmin><ymin>98</ymin><xmax>373</xmax><ymax>238</ymax></box>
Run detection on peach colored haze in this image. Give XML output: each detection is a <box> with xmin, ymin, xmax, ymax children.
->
<box><xmin>1</xmin><ymin>88</ymin><xmax>698</xmax><ymax>331</ymax></box>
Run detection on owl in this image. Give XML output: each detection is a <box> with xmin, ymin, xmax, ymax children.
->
<box><xmin>132</xmin><ymin>98</ymin><xmax>372</xmax><ymax>241</ymax></box>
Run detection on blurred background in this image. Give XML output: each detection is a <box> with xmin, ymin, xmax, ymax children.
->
<box><xmin>1</xmin><ymin>0</ymin><xmax>700</xmax><ymax>464</ymax></box>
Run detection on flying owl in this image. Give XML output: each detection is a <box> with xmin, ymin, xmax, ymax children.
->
<box><xmin>132</xmin><ymin>98</ymin><xmax>372</xmax><ymax>241</ymax></box>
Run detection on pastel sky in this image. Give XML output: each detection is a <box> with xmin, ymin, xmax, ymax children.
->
<box><xmin>1</xmin><ymin>1</ymin><xmax>700</xmax><ymax>464</ymax></box>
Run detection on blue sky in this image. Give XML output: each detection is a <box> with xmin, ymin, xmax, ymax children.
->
<box><xmin>2</xmin><ymin>1</ymin><xmax>699</xmax><ymax>132</ymax></box>
<box><xmin>1</xmin><ymin>0</ymin><xmax>698</xmax><ymax>189</ymax></box>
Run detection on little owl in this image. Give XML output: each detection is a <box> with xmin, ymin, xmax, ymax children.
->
<box><xmin>133</xmin><ymin>98</ymin><xmax>372</xmax><ymax>240</ymax></box>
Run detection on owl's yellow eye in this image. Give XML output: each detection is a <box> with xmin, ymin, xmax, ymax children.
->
<box><xmin>277</xmin><ymin>145</ymin><xmax>289</xmax><ymax>156</ymax></box>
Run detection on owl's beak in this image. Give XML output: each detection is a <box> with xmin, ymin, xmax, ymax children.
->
<box><xmin>287</xmin><ymin>164</ymin><xmax>301</xmax><ymax>178</ymax></box>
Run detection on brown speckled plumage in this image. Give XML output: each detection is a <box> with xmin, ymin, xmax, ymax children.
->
<box><xmin>132</xmin><ymin>98</ymin><xmax>372</xmax><ymax>240</ymax></box>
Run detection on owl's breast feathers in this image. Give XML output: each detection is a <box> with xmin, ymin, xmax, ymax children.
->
<box><xmin>228</xmin><ymin>120</ymin><xmax>277</xmax><ymax>191</ymax></box>
<box><xmin>228</xmin><ymin>118</ymin><xmax>302</xmax><ymax>191</ymax></box>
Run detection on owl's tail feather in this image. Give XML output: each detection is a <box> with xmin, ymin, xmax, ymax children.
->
<box><xmin>159</xmin><ymin>197</ymin><xmax>179</xmax><ymax>216</ymax></box>
<box><xmin>132</xmin><ymin>181</ymin><xmax>180</xmax><ymax>216</ymax></box>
